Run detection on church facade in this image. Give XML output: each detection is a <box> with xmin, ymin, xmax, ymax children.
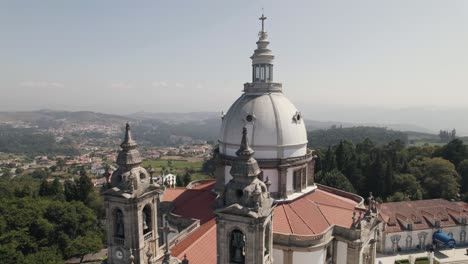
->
<box><xmin>103</xmin><ymin>15</ymin><xmax>380</xmax><ymax>264</ymax></box>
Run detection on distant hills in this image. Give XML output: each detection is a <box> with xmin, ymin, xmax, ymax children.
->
<box><xmin>0</xmin><ymin>109</ymin><xmax>132</xmax><ymax>125</ymax></box>
<box><xmin>1</xmin><ymin>109</ymin><xmax>464</xmax><ymax>149</ymax></box>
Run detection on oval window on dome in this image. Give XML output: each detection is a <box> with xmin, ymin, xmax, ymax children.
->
<box><xmin>293</xmin><ymin>111</ymin><xmax>302</xmax><ymax>123</ymax></box>
<box><xmin>246</xmin><ymin>114</ymin><xmax>253</xmax><ymax>122</ymax></box>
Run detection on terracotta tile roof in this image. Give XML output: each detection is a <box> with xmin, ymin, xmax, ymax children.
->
<box><xmin>171</xmin><ymin>219</ymin><xmax>217</xmax><ymax>263</ymax></box>
<box><xmin>162</xmin><ymin>188</ymin><xmax>216</xmax><ymax>224</ymax></box>
<box><xmin>168</xmin><ymin>187</ymin><xmax>360</xmax><ymax>262</ymax></box>
<box><xmin>379</xmin><ymin>199</ymin><xmax>468</xmax><ymax>233</ymax></box>
<box><xmin>161</xmin><ymin>188</ymin><xmax>186</xmax><ymax>202</ymax></box>
<box><xmin>273</xmin><ymin>189</ymin><xmax>358</xmax><ymax>235</ymax></box>
<box><xmin>191</xmin><ymin>179</ymin><xmax>216</xmax><ymax>190</ymax></box>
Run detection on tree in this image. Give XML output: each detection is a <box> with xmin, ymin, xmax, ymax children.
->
<box><xmin>316</xmin><ymin>169</ymin><xmax>356</xmax><ymax>193</ymax></box>
<box><xmin>66</xmin><ymin>231</ymin><xmax>102</xmax><ymax>262</ymax></box>
<box><xmin>39</xmin><ymin>178</ymin><xmax>50</xmax><ymax>197</ymax></box>
<box><xmin>410</xmin><ymin>157</ymin><xmax>460</xmax><ymax>200</ymax></box>
<box><xmin>56</xmin><ymin>158</ymin><xmax>66</xmax><ymax>171</ymax></box>
<box><xmin>365</xmin><ymin>150</ymin><xmax>387</xmax><ymax>198</ymax></box>
<box><xmin>386</xmin><ymin>192</ymin><xmax>408</xmax><ymax>202</ymax></box>
<box><xmin>176</xmin><ymin>175</ymin><xmax>184</xmax><ymax>187</ymax></box>
<box><xmin>457</xmin><ymin>159</ymin><xmax>468</xmax><ymax>194</ymax></box>
<box><xmin>1</xmin><ymin>168</ymin><xmax>12</xmax><ymax>178</ymax></box>
<box><xmin>433</xmin><ymin>139</ymin><xmax>468</xmax><ymax>167</ymax></box>
<box><xmin>50</xmin><ymin>178</ymin><xmax>64</xmax><ymax>200</ymax></box>
<box><xmin>391</xmin><ymin>174</ymin><xmax>423</xmax><ymax>200</ymax></box>
<box><xmin>202</xmin><ymin>157</ymin><xmax>216</xmax><ymax>176</ymax></box>
<box><xmin>322</xmin><ymin>146</ymin><xmax>337</xmax><ymax>172</ymax></box>
<box><xmin>31</xmin><ymin>168</ymin><xmax>50</xmax><ymax>179</ymax></box>
<box><xmin>64</xmin><ymin>180</ymin><xmax>77</xmax><ymax>202</ymax></box>
<box><xmin>182</xmin><ymin>172</ymin><xmax>192</xmax><ymax>187</ymax></box>
<box><xmin>77</xmin><ymin>171</ymin><xmax>93</xmax><ymax>202</ymax></box>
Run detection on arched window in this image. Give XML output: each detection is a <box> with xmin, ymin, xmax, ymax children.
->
<box><xmin>114</xmin><ymin>209</ymin><xmax>125</xmax><ymax>238</ymax></box>
<box><xmin>460</xmin><ymin>231</ymin><xmax>466</xmax><ymax>244</ymax></box>
<box><xmin>143</xmin><ymin>205</ymin><xmax>152</xmax><ymax>234</ymax></box>
<box><xmin>406</xmin><ymin>235</ymin><xmax>412</xmax><ymax>249</ymax></box>
<box><xmin>230</xmin><ymin>229</ymin><xmax>245</xmax><ymax>264</ymax></box>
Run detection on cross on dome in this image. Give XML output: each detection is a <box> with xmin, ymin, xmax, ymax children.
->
<box><xmin>259</xmin><ymin>13</ymin><xmax>267</xmax><ymax>32</ymax></box>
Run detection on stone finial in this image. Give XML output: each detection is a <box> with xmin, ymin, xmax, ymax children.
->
<box><xmin>116</xmin><ymin>123</ymin><xmax>142</xmax><ymax>167</ymax></box>
<box><xmin>121</xmin><ymin>123</ymin><xmax>138</xmax><ymax>150</ymax></box>
<box><xmin>149</xmin><ymin>167</ymin><xmax>155</xmax><ymax>184</ymax></box>
<box><xmin>235</xmin><ymin>127</ymin><xmax>254</xmax><ymax>159</ymax></box>
<box><xmin>264</xmin><ymin>177</ymin><xmax>272</xmax><ymax>191</ymax></box>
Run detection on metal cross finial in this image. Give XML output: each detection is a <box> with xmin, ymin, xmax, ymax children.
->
<box><xmin>259</xmin><ymin>12</ymin><xmax>267</xmax><ymax>32</ymax></box>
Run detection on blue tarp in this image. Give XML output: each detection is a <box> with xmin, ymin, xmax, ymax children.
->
<box><xmin>433</xmin><ymin>231</ymin><xmax>456</xmax><ymax>248</ymax></box>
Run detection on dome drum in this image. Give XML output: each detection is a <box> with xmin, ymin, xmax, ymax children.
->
<box><xmin>243</xmin><ymin>82</ymin><xmax>282</xmax><ymax>93</ymax></box>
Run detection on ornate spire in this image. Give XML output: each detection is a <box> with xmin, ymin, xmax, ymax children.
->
<box><xmin>116</xmin><ymin>123</ymin><xmax>142</xmax><ymax>167</ymax></box>
<box><xmin>230</xmin><ymin>127</ymin><xmax>261</xmax><ymax>179</ymax></box>
<box><xmin>120</xmin><ymin>123</ymin><xmax>138</xmax><ymax>150</ymax></box>
<box><xmin>235</xmin><ymin>127</ymin><xmax>254</xmax><ymax>159</ymax></box>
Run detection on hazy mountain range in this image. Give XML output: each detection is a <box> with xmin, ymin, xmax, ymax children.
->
<box><xmin>0</xmin><ymin>110</ymin><xmax>447</xmax><ymax>134</ymax></box>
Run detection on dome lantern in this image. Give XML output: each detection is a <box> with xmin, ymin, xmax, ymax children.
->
<box><xmin>251</xmin><ymin>13</ymin><xmax>274</xmax><ymax>84</ymax></box>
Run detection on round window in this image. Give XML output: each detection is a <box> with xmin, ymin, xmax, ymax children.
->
<box><xmin>246</xmin><ymin>114</ymin><xmax>253</xmax><ymax>122</ymax></box>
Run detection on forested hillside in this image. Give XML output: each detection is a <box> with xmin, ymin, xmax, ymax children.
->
<box><xmin>0</xmin><ymin>170</ymin><xmax>104</xmax><ymax>263</ymax></box>
<box><xmin>0</xmin><ymin>125</ymin><xmax>78</xmax><ymax>156</ymax></box>
<box><xmin>308</xmin><ymin>126</ymin><xmax>408</xmax><ymax>148</ymax></box>
<box><xmin>314</xmin><ymin>138</ymin><xmax>468</xmax><ymax>202</ymax></box>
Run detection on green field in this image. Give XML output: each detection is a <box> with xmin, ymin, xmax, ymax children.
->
<box><xmin>141</xmin><ymin>159</ymin><xmax>211</xmax><ymax>181</ymax></box>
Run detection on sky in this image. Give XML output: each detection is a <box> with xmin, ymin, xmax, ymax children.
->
<box><xmin>0</xmin><ymin>0</ymin><xmax>467</xmax><ymax>131</ymax></box>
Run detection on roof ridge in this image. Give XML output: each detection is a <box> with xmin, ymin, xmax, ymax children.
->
<box><xmin>287</xmin><ymin>202</ymin><xmax>317</xmax><ymax>234</ymax></box>
<box><xmin>313</xmin><ymin>200</ymin><xmax>355</xmax><ymax>211</ymax></box>
<box><xmin>282</xmin><ymin>205</ymin><xmax>294</xmax><ymax>234</ymax></box>
<box><xmin>316</xmin><ymin>189</ymin><xmax>357</xmax><ymax>204</ymax></box>
<box><xmin>315</xmin><ymin>202</ymin><xmax>331</xmax><ymax>227</ymax></box>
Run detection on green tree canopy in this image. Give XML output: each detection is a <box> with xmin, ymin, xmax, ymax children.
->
<box><xmin>433</xmin><ymin>139</ymin><xmax>468</xmax><ymax>167</ymax></box>
<box><xmin>316</xmin><ymin>169</ymin><xmax>356</xmax><ymax>193</ymax></box>
<box><xmin>410</xmin><ymin>157</ymin><xmax>460</xmax><ymax>200</ymax></box>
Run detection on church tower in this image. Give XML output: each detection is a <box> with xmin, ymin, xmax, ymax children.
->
<box><xmin>103</xmin><ymin>124</ymin><xmax>161</xmax><ymax>264</ymax></box>
<box><xmin>215</xmin><ymin>127</ymin><xmax>275</xmax><ymax>264</ymax></box>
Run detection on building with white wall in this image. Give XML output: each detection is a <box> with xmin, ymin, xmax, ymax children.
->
<box><xmin>378</xmin><ymin>199</ymin><xmax>468</xmax><ymax>254</ymax></box>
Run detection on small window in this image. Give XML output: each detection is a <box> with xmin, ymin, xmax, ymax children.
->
<box><xmin>246</xmin><ymin>114</ymin><xmax>253</xmax><ymax>122</ymax></box>
<box><xmin>140</xmin><ymin>172</ymin><xmax>146</xmax><ymax>183</ymax></box>
<box><xmin>255</xmin><ymin>66</ymin><xmax>260</xmax><ymax>81</ymax></box>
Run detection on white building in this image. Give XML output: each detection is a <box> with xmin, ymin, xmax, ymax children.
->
<box><xmin>378</xmin><ymin>199</ymin><xmax>468</xmax><ymax>254</ymax></box>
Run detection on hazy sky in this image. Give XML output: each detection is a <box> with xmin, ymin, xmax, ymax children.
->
<box><xmin>1</xmin><ymin>1</ymin><xmax>467</xmax><ymax>117</ymax></box>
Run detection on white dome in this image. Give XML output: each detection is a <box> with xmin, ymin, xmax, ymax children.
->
<box><xmin>219</xmin><ymin>92</ymin><xmax>308</xmax><ymax>159</ymax></box>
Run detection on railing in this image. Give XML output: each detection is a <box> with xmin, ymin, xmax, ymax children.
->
<box><xmin>144</xmin><ymin>231</ymin><xmax>153</xmax><ymax>241</ymax></box>
<box><xmin>113</xmin><ymin>237</ymin><xmax>125</xmax><ymax>246</ymax></box>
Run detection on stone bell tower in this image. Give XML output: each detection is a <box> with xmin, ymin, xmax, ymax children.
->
<box><xmin>215</xmin><ymin>127</ymin><xmax>275</xmax><ymax>264</ymax></box>
<box><xmin>103</xmin><ymin>124</ymin><xmax>161</xmax><ymax>264</ymax></box>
